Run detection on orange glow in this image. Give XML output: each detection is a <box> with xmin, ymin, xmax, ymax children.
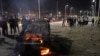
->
<box><xmin>24</xmin><ymin>34</ymin><xmax>52</xmax><ymax>56</ymax></box>
<box><xmin>40</xmin><ymin>39</ymin><xmax>43</xmax><ymax>43</ymax></box>
<box><xmin>40</xmin><ymin>47</ymin><xmax>50</xmax><ymax>56</ymax></box>
<box><xmin>25</xmin><ymin>34</ymin><xmax>43</xmax><ymax>43</ymax></box>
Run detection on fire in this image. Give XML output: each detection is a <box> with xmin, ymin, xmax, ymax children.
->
<box><xmin>40</xmin><ymin>47</ymin><xmax>50</xmax><ymax>56</ymax></box>
<box><xmin>25</xmin><ymin>34</ymin><xmax>43</xmax><ymax>43</ymax></box>
<box><xmin>24</xmin><ymin>34</ymin><xmax>51</xmax><ymax>56</ymax></box>
<box><xmin>40</xmin><ymin>39</ymin><xmax>43</xmax><ymax>44</ymax></box>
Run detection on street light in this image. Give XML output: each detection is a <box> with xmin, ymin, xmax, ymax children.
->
<box><xmin>98</xmin><ymin>0</ymin><xmax>100</xmax><ymax>17</ymax></box>
<box><xmin>92</xmin><ymin>0</ymin><xmax>96</xmax><ymax>16</ymax></box>
<box><xmin>28</xmin><ymin>10</ymin><xmax>31</xmax><ymax>17</ymax></box>
<box><xmin>38</xmin><ymin>0</ymin><xmax>41</xmax><ymax>19</ymax></box>
<box><xmin>80</xmin><ymin>10</ymin><xmax>82</xmax><ymax>16</ymax></box>
<box><xmin>19</xmin><ymin>8</ymin><xmax>22</xmax><ymax>14</ymax></box>
<box><xmin>58</xmin><ymin>11</ymin><xmax>61</xmax><ymax>17</ymax></box>
<box><xmin>65</xmin><ymin>5</ymin><xmax>69</xmax><ymax>18</ymax></box>
<box><xmin>92</xmin><ymin>0</ymin><xmax>95</xmax><ymax>2</ymax></box>
<box><xmin>70</xmin><ymin>7</ymin><xmax>73</xmax><ymax>15</ymax></box>
<box><xmin>83</xmin><ymin>11</ymin><xmax>86</xmax><ymax>16</ymax></box>
<box><xmin>89</xmin><ymin>11</ymin><xmax>92</xmax><ymax>16</ymax></box>
<box><xmin>91</xmin><ymin>5</ymin><xmax>95</xmax><ymax>17</ymax></box>
<box><xmin>57</xmin><ymin>0</ymin><xmax>58</xmax><ymax>19</ymax></box>
<box><xmin>19</xmin><ymin>8</ymin><xmax>22</xmax><ymax>17</ymax></box>
<box><xmin>87</xmin><ymin>10</ymin><xmax>89</xmax><ymax>16</ymax></box>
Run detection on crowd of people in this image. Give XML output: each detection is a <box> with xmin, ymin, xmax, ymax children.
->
<box><xmin>0</xmin><ymin>14</ymin><xmax>99</xmax><ymax>36</ymax></box>
<box><xmin>0</xmin><ymin>15</ymin><xmax>19</xmax><ymax>36</ymax></box>
<box><xmin>0</xmin><ymin>14</ymin><xmax>37</xmax><ymax>36</ymax></box>
<box><xmin>62</xmin><ymin>16</ymin><xmax>95</xmax><ymax>27</ymax></box>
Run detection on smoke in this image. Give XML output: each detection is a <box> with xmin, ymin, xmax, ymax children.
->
<box><xmin>9</xmin><ymin>0</ymin><xmax>39</xmax><ymax>13</ymax></box>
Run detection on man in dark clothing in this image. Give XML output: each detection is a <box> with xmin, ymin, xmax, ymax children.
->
<box><xmin>83</xmin><ymin>17</ymin><xmax>88</xmax><ymax>25</ymax></box>
<box><xmin>73</xmin><ymin>18</ymin><xmax>76</xmax><ymax>26</ymax></box>
<box><xmin>9</xmin><ymin>16</ymin><xmax>16</xmax><ymax>35</ymax></box>
<box><xmin>92</xmin><ymin>18</ymin><xmax>94</xmax><ymax>26</ymax></box>
<box><xmin>68</xmin><ymin>17</ymin><xmax>74</xmax><ymax>27</ymax></box>
<box><xmin>62</xmin><ymin>17</ymin><xmax>66</xmax><ymax>27</ymax></box>
<box><xmin>1</xmin><ymin>15</ymin><xmax>8</xmax><ymax>36</ymax></box>
<box><xmin>15</xmin><ymin>15</ymin><xmax>20</xmax><ymax>33</ymax></box>
<box><xmin>21</xmin><ymin>16</ymin><xmax>31</xmax><ymax>32</ymax></box>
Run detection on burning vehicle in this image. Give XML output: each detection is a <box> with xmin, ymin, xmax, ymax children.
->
<box><xmin>15</xmin><ymin>19</ymin><xmax>53</xmax><ymax>56</ymax></box>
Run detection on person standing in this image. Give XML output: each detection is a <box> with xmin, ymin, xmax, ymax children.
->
<box><xmin>1</xmin><ymin>15</ymin><xmax>8</xmax><ymax>36</ymax></box>
<box><xmin>8</xmin><ymin>16</ymin><xmax>16</xmax><ymax>35</ymax></box>
<box><xmin>92</xmin><ymin>18</ymin><xmax>94</xmax><ymax>26</ymax></box>
<box><xmin>15</xmin><ymin>15</ymin><xmax>20</xmax><ymax>33</ymax></box>
<box><xmin>62</xmin><ymin>16</ymin><xmax>66</xmax><ymax>27</ymax></box>
<box><xmin>21</xmin><ymin>16</ymin><xmax>31</xmax><ymax>31</ymax></box>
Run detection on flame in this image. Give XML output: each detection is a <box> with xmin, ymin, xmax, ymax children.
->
<box><xmin>24</xmin><ymin>34</ymin><xmax>52</xmax><ymax>55</ymax></box>
<box><xmin>40</xmin><ymin>47</ymin><xmax>50</xmax><ymax>56</ymax></box>
<box><xmin>40</xmin><ymin>39</ymin><xmax>43</xmax><ymax>43</ymax></box>
<box><xmin>25</xmin><ymin>34</ymin><xmax>43</xmax><ymax>43</ymax></box>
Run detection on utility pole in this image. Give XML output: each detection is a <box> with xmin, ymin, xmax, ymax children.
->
<box><xmin>70</xmin><ymin>7</ymin><xmax>73</xmax><ymax>15</ymax></box>
<box><xmin>57</xmin><ymin>0</ymin><xmax>58</xmax><ymax>20</ymax></box>
<box><xmin>19</xmin><ymin>8</ymin><xmax>22</xmax><ymax>14</ymax></box>
<box><xmin>65</xmin><ymin>5</ymin><xmax>68</xmax><ymax>19</ymax></box>
<box><xmin>91</xmin><ymin>5</ymin><xmax>95</xmax><ymax>17</ymax></box>
<box><xmin>80</xmin><ymin>10</ymin><xmax>82</xmax><ymax>16</ymax></box>
<box><xmin>38</xmin><ymin>0</ymin><xmax>41</xmax><ymax>19</ymax></box>
<box><xmin>98</xmin><ymin>0</ymin><xmax>100</xmax><ymax>17</ymax></box>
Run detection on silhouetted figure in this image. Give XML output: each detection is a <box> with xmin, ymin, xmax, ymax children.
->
<box><xmin>73</xmin><ymin>17</ymin><xmax>77</xmax><ymax>26</ymax></box>
<box><xmin>21</xmin><ymin>16</ymin><xmax>31</xmax><ymax>33</ymax></box>
<box><xmin>68</xmin><ymin>17</ymin><xmax>74</xmax><ymax>27</ymax></box>
<box><xmin>0</xmin><ymin>17</ymin><xmax>3</xmax><ymax>35</ymax></box>
<box><xmin>83</xmin><ymin>17</ymin><xmax>88</xmax><ymax>25</ymax></box>
<box><xmin>92</xmin><ymin>18</ymin><xmax>94</xmax><ymax>26</ymax></box>
<box><xmin>15</xmin><ymin>15</ymin><xmax>20</xmax><ymax>33</ymax></box>
<box><xmin>62</xmin><ymin>17</ymin><xmax>66</xmax><ymax>27</ymax></box>
<box><xmin>9</xmin><ymin>16</ymin><xmax>16</xmax><ymax>35</ymax></box>
<box><xmin>78</xmin><ymin>17</ymin><xmax>83</xmax><ymax>26</ymax></box>
<box><xmin>1</xmin><ymin>15</ymin><xmax>8</xmax><ymax>36</ymax></box>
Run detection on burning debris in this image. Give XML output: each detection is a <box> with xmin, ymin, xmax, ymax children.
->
<box><xmin>40</xmin><ymin>47</ymin><xmax>51</xmax><ymax>56</ymax></box>
<box><xmin>15</xmin><ymin>19</ymin><xmax>53</xmax><ymax>56</ymax></box>
<box><xmin>24</xmin><ymin>34</ymin><xmax>43</xmax><ymax>43</ymax></box>
<box><xmin>15</xmin><ymin>19</ymin><xmax>72</xmax><ymax>56</ymax></box>
<box><xmin>24</xmin><ymin>33</ymin><xmax>52</xmax><ymax>56</ymax></box>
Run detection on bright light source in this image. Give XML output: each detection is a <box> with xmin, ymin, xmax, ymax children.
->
<box><xmin>58</xmin><ymin>11</ymin><xmax>61</xmax><ymax>14</ymax></box>
<box><xmin>92</xmin><ymin>0</ymin><xmax>95</xmax><ymax>2</ymax></box>
<box><xmin>80</xmin><ymin>10</ymin><xmax>82</xmax><ymax>13</ymax></box>
<box><xmin>70</xmin><ymin>7</ymin><xmax>73</xmax><ymax>11</ymax></box>
<box><xmin>65</xmin><ymin>5</ymin><xmax>68</xmax><ymax>7</ymax></box>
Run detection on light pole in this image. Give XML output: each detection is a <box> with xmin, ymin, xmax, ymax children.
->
<box><xmin>92</xmin><ymin>0</ymin><xmax>96</xmax><ymax>16</ymax></box>
<box><xmin>98</xmin><ymin>0</ymin><xmax>100</xmax><ymax>17</ymax></box>
<box><xmin>89</xmin><ymin>11</ymin><xmax>92</xmax><ymax>16</ymax></box>
<box><xmin>87</xmin><ymin>10</ymin><xmax>89</xmax><ymax>16</ymax></box>
<box><xmin>28</xmin><ymin>10</ymin><xmax>31</xmax><ymax>17</ymax></box>
<box><xmin>91</xmin><ymin>5</ymin><xmax>95</xmax><ymax>17</ymax></box>
<box><xmin>57</xmin><ymin>0</ymin><xmax>58</xmax><ymax>19</ymax></box>
<box><xmin>80</xmin><ymin>10</ymin><xmax>82</xmax><ymax>16</ymax></box>
<box><xmin>19</xmin><ymin>8</ymin><xmax>22</xmax><ymax>14</ymax></box>
<box><xmin>70</xmin><ymin>7</ymin><xmax>73</xmax><ymax>15</ymax></box>
<box><xmin>84</xmin><ymin>11</ymin><xmax>86</xmax><ymax>15</ymax></box>
<box><xmin>65</xmin><ymin>5</ymin><xmax>69</xmax><ymax>19</ymax></box>
<box><xmin>19</xmin><ymin>8</ymin><xmax>22</xmax><ymax>17</ymax></box>
<box><xmin>38</xmin><ymin>0</ymin><xmax>40</xmax><ymax>19</ymax></box>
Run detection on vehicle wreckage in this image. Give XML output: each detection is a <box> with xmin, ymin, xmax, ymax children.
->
<box><xmin>15</xmin><ymin>19</ymin><xmax>52</xmax><ymax>56</ymax></box>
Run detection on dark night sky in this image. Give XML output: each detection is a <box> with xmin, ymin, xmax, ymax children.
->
<box><xmin>0</xmin><ymin>0</ymin><xmax>99</xmax><ymax>14</ymax></box>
